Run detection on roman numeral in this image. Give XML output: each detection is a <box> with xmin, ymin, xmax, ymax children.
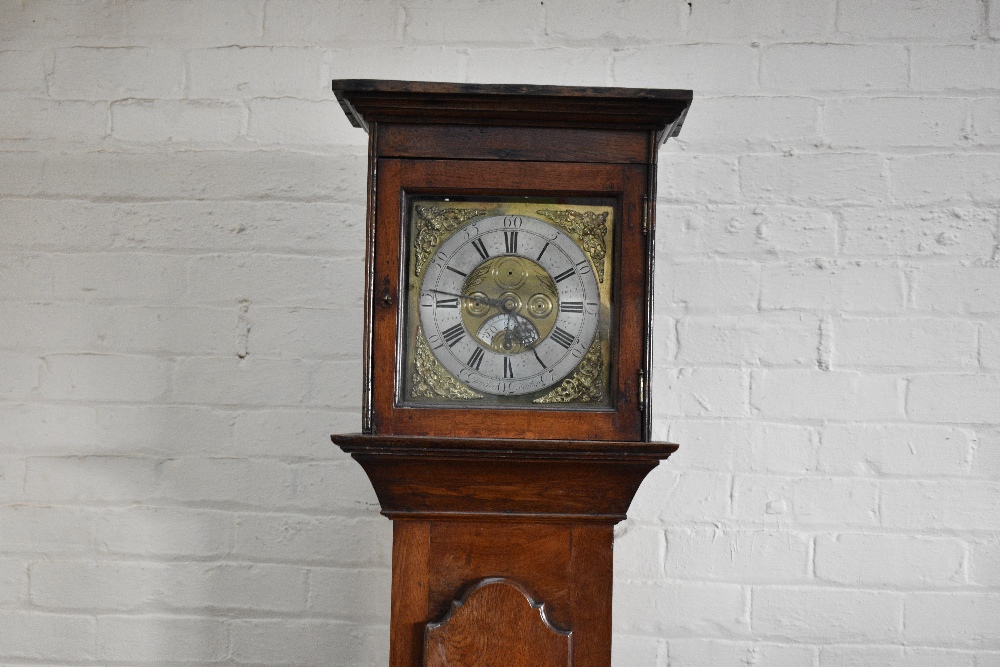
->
<box><xmin>503</xmin><ymin>356</ymin><xmax>514</xmax><ymax>378</ymax></box>
<box><xmin>553</xmin><ymin>267</ymin><xmax>576</xmax><ymax>283</ymax></box>
<box><xmin>536</xmin><ymin>242</ymin><xmax>549</xmax><ymax>261</ymax></box>
<box><xmin>442</xmin><ymin>323</ymin><xmax>465</xmax><ymax>347</ymax></box>
<box><xmin>436</xmin><ymin>297</ymin><xmax>459</xmax><ymax>308</ymax></box>
<box><xmin>467</xmin><ymin>347</ymin><xmax>484</xmax><ymax>371</ymax></box>
<box><xmin>471</xmin><ymin>238</ymin><xmax>489</xmax><ymax>260</ymax></box>
<box><xmin>560</xmin><ymin>301</ymin><xmax>584</xmax><ymax>313</ymax></box>
<box><xmin>504</xmin><ymin>231</ymin><xmax>518</xmax><ymax>254</ymax></box>
<box><xmin>532</xmin><ymin>348</ymin><xmax>547</xmax><ymax>369</ymax></box>
<box><xmin>550</xmin><ymin>327</ymin><xmax>575</xmax><ymax>349</ymax></box>
<box><xmin>446</xmin><ymin>266</ymin><xmax>467</xmax><ymax>277</ymax></box>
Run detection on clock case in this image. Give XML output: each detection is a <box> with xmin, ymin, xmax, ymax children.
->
<box><xmin>331</xmin><ymin>81</ymin><xmax>692</xmax><ymax>667</ymax></box>
<box><xmin>333</xmin><ymin>80</ymin><xmax>692</xmax><ymax>442</ymax></box>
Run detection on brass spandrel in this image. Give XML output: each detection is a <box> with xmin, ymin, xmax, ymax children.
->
<box><xmin>533</xmin><ymin>334</ymin><xmax>604</xmax><ymax>404</ymax></box>
<box><xmin>533</xmin><ymin>209</ymin><xmax>609</xmax><ymax>283</ymax></box>
<box><xmin>413</xmin><ymin>205</ymin><xmax>489</xmax><ymax>277</ymax></box>
<box><xmin>411</xmin><ymin>324</ymin><xmax>484</xmax><ymax>401</ymax></box>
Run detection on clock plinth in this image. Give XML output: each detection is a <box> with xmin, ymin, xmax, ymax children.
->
<box><xmin>330</xmin><ymin>80</ymin><xmax>691</xmax><ymax>666</ymax></box>
<box><xmin>333</xmin><ymin>435</ymin><xmax>677</xmax><ymax>667</ymax></box>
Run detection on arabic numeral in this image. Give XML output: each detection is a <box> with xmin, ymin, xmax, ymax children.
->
<box><xmin>429</xmin><ymin>250</ymin><xmax>448</xmax><ymax>272</ymax></box>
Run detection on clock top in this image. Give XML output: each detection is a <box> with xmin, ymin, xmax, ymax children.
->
<box><xmin>333</xmin><ymin>79</ymin><xmax>693</xmax><ymax>442</ymax></box>
<box><xmin>331</xmin><ymin>79</ymin><xmax>692</xmax><ymax>145</ymax></box>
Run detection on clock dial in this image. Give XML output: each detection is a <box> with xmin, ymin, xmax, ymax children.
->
<box><xmin>419</xmin><ymin>214</ymin><xmax>600</xmax><ymax>396</ymax></box>
<box><xmin>401</xmin><ymin>198</ymin><xmax>615</xmax><ymax>408</ymax></box>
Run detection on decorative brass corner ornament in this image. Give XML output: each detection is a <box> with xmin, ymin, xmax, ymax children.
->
<box><xmin>412</xmin><ymin>325</ymin><xmax>484</xmax><ymax>400</ymax></box>
<box><xmin>534</xmin><ymin>209</ymin><xmax>609</xmax><ymax>283</ymax></box>
<box><xmin>413</xmin><ymin>205</ymin><xmax>489</xmax><ymax>277</ymax></box>
<box><xmin>533</xmin><ymin>334</ymin><xmax>604</xmax><ymax>404</ymax></box>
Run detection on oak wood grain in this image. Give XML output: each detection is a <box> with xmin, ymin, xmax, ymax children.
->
<box><xmin>376</xmin><ymin>124</ymin><xmax>649</xmax><ymax>164</ymax></box>
<box><xmin>569</xmin><ymin>525</ymin><xmax>614</xmax><ymax>667</ymax></box>
<box><xmin>389</xmin><ymin>521</ymin><xmax>430</xmax><ymax>667</ymax></box>
<box><xmin>367</xmin><ymin>158</ymin><xmax>649</xmax><ymax>442</ymax></box>
<box><xmin>331</xmin><ymin>436</ymin><xmax>675</xmax><ymax>667</ymax></box>
<box><xmin>424</xmin><ymin>578</ymin><xmax>570</xmax><ymax>667</ymax></box>
<box><xmin>334</xmin><ymin>434</ymin><xmax>676</xmax><ymax>521</ymax></box>
<box><xmin>427</xmin><ymin>524</ymin><xmax>572</xmax><ymax>629</ymax></box>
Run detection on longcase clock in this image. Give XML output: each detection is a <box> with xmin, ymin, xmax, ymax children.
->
<box><xmin>330</xmin><ymin>80</ymin><xmax>692</xmax><ymax>667</ymax></box>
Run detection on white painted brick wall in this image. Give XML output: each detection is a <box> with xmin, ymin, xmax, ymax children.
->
<box><xmin>1</xmin><ymin>1</ymin><xmax>998</xmax><ymax>665</ymax></box>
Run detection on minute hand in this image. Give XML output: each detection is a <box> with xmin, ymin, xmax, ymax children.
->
<box><xmin>429</xmin><ymin>289</ymin><xmax>503</xmax><ymax>310</ymax></box>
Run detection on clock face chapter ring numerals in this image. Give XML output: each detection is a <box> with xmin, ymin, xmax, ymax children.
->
<box><xmin>417</xmin><ymin>214</ymin><xmax>601</xmax><ymax>397</ymax></box>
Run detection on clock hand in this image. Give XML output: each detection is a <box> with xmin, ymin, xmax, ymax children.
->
<box><xmin>430</xmin><ymin>289</ymin><xmax>537</xmax><ymax>347</ymax></box>
<box><xmin>429</xmin><ymin>288</ymin><xmax>471</xmax><ymax>300</ymax></box>
<box><xmin>496</xmin><ymin>312</ymin><xmax>537</xmax><ymax>350</ymax></box>
<box><xmin>508</xmin><ymin>315</ymin><xmax>527</xmax><ymax>346</ymax></box>
<box><xmin>517</xmin><ymin>319</ymin><xmax>540</xmax><ymax>347</ymax></box>
<box><xmin>430</xmin><ymin>289</ymin><xmax>503</xmax><ymax>310</ymax></box>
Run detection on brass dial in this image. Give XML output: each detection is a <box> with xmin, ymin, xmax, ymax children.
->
<box><xmin>418</xmin><ymin>214</ymin><xmax>601</xmax><ymax>397</ymax></box>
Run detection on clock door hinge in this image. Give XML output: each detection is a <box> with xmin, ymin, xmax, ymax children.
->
<box><xmin>642</xmin><ymin>195</ymin><xmax>650</xmax><ymax>235</ymax></box>
<box><xmin>638</xmin><ymin>368</ymin><xmax>646</xmax><ymax>411</ymax></box>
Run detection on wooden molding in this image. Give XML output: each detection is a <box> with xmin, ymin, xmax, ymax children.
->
<box><xmin>332</xmin><ymin>79</ymin><xmax>692</xmax><ymax>144</ymax></box>
<box><xmin>333</xmin><ymin>434</ymin><xmax>677</xmax><ymax>522</ymax></box>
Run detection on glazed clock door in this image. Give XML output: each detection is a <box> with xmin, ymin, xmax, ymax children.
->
<box><xmin>367</xmin><ymin>158</ymin><xmax>650</xmax><ymax>442</ymax></box>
